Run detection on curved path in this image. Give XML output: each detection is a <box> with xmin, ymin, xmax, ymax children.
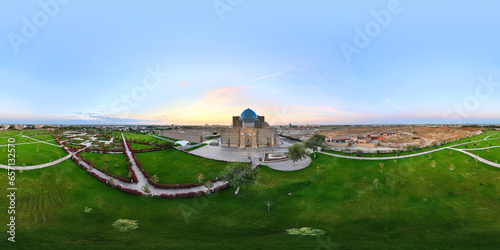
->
<box><xmin>21</xmin><ymin>134</ymin><xmax>61</xmax><ymax>147</ymax></box>
<box><xmin>0</xmin><ymin>133</ymin><xmax>230</xmax><ymax>197</ymax></box>
<box><xmin>150</xmin><ymin>134</ymin><xmax>176</xmax><ymax>143</ymax></box>
<box><xmin>484</xmin><ymin>133</ymin><xmax>499</xmax><ymax>140</ymax></box>
<box><xmin>450</xmin><ymin>147</ymin><xmax>500</xmax><ymax>168</ymax></box>
<box><xmin>0</xmin><ymin>154</ymin><xmax>72</xmax><ymax>170</ymax></box>
<box><xmin>71</xmin><ymin>133</ymin><xmax>228</xmax><ymax>196</ymax></box>
<box><xmin>320</xmin><ymin>136</ymin><xmax>500</xmax><ymax>169</ymax></box>
<box><xmin>3</xmin><ymin>132</ymin><xmax>498</xmax><ymax>197</ymax></box>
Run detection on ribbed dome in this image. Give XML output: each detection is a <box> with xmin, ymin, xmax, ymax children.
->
<box><xmin>240</xmin><ymin>108</ymin><xmax>257</xmax><ymax>120</ymax></box>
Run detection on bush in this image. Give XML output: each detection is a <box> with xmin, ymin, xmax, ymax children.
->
<box><xmin>112</xmin><ymin>219</ymin><xmax>139</xmax><ymax>232</ymax></box>
<box><xmin>286</xmin><ymin>227</ymin><xmax>325</xmax><ymax>237</ymax></box>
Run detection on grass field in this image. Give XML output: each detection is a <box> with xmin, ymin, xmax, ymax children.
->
<box><xmin>136</xmin><ymin>149</ymin><xmax>227</xmax><ymax>184</ymax></box>
<box><xmin>157</xmin><ymin>135</ymin><xmax>180</xmax><ymax>141</ymax></box>
<box><xmin>186</xmin><ymin>143</ymin><xmax>207</xmax><ymax>151</ymax></box>
<box><xmin>0</xmin><ymin>136</ymin><xmax>33</xmax><ymax>146</ymax></box>
<box><xmin>0</xmin><ymin>143</ymin><xmax>66</xmax><ymax>166</ymax></box>
<box><xmin>0</xmin><ymin>148</ymin><xmax>499</xmax><ymax>249</ymax></box>
<box><xmin>129</xmin><ymin>143</ymin><xmax>158</xmax><ymax>150</ymax></box>
<box><xmin>0</xmin><ymin>130</ymin><xmax>22</xmax><ymax>137</ymax></box>
<box><xmin>82</xmin><ymin>152</ymin><xmax>129</xmax><ymax>178</ymax></box>
<box><xmin>28</xmin><ymin>134</ymin><xmax>57</xmax><ymax>143</ymax></box>
<box><xmin>452</xmin><ymin>138</ymin><xmax>500</xmax><ymax>149</ymax></box>
<box><xmin>109</xmin><ymin>132</ymin><xmax>161</xmax><ymax>143</ymax></box>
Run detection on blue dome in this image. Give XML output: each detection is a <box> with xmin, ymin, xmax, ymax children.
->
<box><xmin>240</xmin><ymin>108</ymin><xmax>258</xmax><ymax>120</ymax></box>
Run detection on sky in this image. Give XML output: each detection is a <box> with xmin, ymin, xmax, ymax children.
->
<box><xmin>1</xmin><ymin>0</ymin><xmax>500</xmax><ymax>125</ymax></box>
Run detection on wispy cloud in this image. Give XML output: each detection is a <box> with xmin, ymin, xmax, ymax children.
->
<box><xmin>385</xmin><ymin>98</ymin><xmax>405</xmax><ymax>113</ymax></box>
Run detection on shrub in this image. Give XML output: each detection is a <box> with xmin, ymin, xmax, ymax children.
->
<box><xmin>286</xmin><ymin>227</ymin><xmax>325</xmax><ymax>237</ymax></box>
<box><xmin>112</xmin><ymin>219</ymin><xmax>139</xmax><ymax>232</ymax></box>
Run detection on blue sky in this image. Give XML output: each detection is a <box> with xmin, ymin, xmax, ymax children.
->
<box><xmin>1</xmin><ymin>0</ymin><xmax>499</xmax><ymax>125</ymax></box>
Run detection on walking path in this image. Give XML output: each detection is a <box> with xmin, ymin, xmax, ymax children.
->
<box><xmin>462</xmin><ymin>145</ymin><xmax>500</xmax><ymax>151</ymax></box>
<box><xmin>21</xmin><ymin>135</ymin><xmax>62</xmax><ymax>147</ymax></box>
<box><xmin>150</xmin><ymin>134</ymin><xmax>176</xmax><ymax>143</ymax></box>
<box><xmin>450</xmin><ymin>147</ymin><xmax>500</xmax><ymax>168</ymax></box>
<box><xmin>483</xmin><ymin>133</ymin><xmax>499</xmax><ymax>140</ymax></box>
<box><xmin>320</xmin><ymin>136</ymin><xmax>500</xmax><ymax>169</ymax></box>
<box><xmin>0</xmin><ymin>154</ymin><xmax>72</xmax><ymax>170</ymax></box>
<box><xmin>65</xmin><ymin>133</ymin><xmax>227</xmax><ymax>196</ymax></box>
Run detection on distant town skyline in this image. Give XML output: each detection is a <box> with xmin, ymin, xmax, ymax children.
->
<box><xmin>1</xmin><ymin>1</ymin><xmax>500</xmax><ymax>125</ymax></box>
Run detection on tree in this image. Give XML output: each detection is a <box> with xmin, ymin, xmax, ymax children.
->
<box><xmin>264</xmin><ymin>200</ymin><xmax>273</xmax><ymax>212</ymax></box>
<box><xmin>142</xmin><ymin>184</ymin><xmax>152</xmax><ymax>195</ymax></box>
<box><xmin>288</xmin><ymin>143</ymin><xmax>307</xmax><ymax>165</ymax></box>
<box><xmin>373</xmin><ymin>178</ymin><xmax>380</xmax><ymax>188</ymax></box>
<box><xmin>150</xmin><ymin>174</ymin><xmax>159</xmax><ymax>184</ymax></box>
<box><xmin>108</xmin><ymin>178</ymin><xmax>114</xmax><ymax>186</ymax></box>
<box><xmin>305</xmin><ymin>134</ymin><xmax>325</xmax><ymax>158</ymax></box>
<box><xmin>221</xmin><ymin>162</ymin><xmax>259</xmax><ymax>195</ymax></box>
<box><xmin>449</xmin><ymin>164</ymin><xmax>455</xmax><ymax>172</ymax></box>
<box><xmin>379</xmin><ymin>162</ymin><xmax>384</xmax><ymax>174</ymax></box>
<box><xmin>355</xmin><ymin>149</ymin><xmax>364</xmax><ymax>157</ymax></box>
<box><xmin>204</xmin><ymin>180</ymin><xmax>214</xmax><ymax>189</ymax></box>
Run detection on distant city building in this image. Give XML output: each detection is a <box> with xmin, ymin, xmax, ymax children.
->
<box><xmin>221</xmin><ymin>108</ymin><xmax>277</xmax><ymax>148</ymax></box>
<box><xmin>14</xmin><ymin>124</ymin><xmax>26</xmax><ymax>130</ymax></box>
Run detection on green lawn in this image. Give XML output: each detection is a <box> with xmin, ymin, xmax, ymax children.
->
<box><xmin>29</xmin><ymin>134</ymin><xmax>57</xmax><ymax>143</ymax></box>
<box><xmin>129</xmin><ymin>143</ymin><xmax>158</xmax><ymax>150</ymax></box>
<box><xmin>109</xmin><ymin>132</ymin><xmax>161</xmax><ymax>143</ymax></box>
<box><xmin>452</xmin><ymin>138</ymin><xmax>500</xmax><ymax>149</ymax></box>
<box><xmin>0</xmin><ymin>136</ymin><xmax>33</xmax><ymax>145</ymax></box>
<box><xmin>158</xmin><ymin>135</ymin><xmax>180</xmax><ymax>141</ymax></box>
<box><xmin>0</xmin><ymin>130</ymin><xmax>22</xmax><ymax>137</ymax></box>
<box><xmin>0</xmin><ymin>147</ymin><xmax>499</xmax><ymax>249</ymax></box>
<box><xmin>81</xmin><ymin>152</ymin><xmax>129</xmax><ymax>178</ymax></box>
<box><xmin>21</xmin><ymin>129</ymin><xmax>51</xmax><ymax>136</ymax></box>
<box><xmin>0</xmin><ymin>143</ymin><xmax>66</xmax><ymax>166</ymax></box>
<box><xmin>186</xmin><ymin>143</ymin><xmax>207</xmax><ymax>151</ymax></box>
<box><xmin>136</xmin><ymin>149</ymin><xmax>227</xmax><ymax>184</ymax></box>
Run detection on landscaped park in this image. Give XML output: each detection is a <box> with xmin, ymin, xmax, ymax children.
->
<box><xmin>0</xmin><ymin>129</ymin><xmax>499</xmax><ymax>249</ymax></box>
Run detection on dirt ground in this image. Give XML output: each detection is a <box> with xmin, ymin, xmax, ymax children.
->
<box><xmin>286</xmin><ymin>125</ymin><xmax>482</xmax><ymax>149</ymax></box>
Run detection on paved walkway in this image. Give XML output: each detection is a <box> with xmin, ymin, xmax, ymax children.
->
<box><xmin>484</xmin><ymin>133</ymin><xmax>499</xmax><ymax>140</ymax></box>
<box><xmin>75</xmin><ymin>133</ymin><xmax>228</xmax><ymax>196</ymax></box>
<box><xmin>320</xmin><ymin>137</ymin><xmax>500</xmax><ymax>169</ymax></box>
<box><xmin>462</xmin><ymin>145</ymin><xmax>500</xmax><ymax>151</ymax></box>
<box><xmin>150</xmin><ymin>134</ymin><xmax>176</xmax><ymax>143</ymax></box>
<box><xmin>21</xmin><ymin>135</ymin><xmax>61</xmax><ymax>147</ymax></box>
<box><xmin>450</xmin><ymin>147</ymin><xmax>500</xmax><ymax>169</ymax></box>
<box><xmin>0</xmin><ymin>154</ymin><xmax>72</xmax><ymax>170</ymax></box>
<box><xmin>187</xmin><ymin>139</ymin><xmax>311</xmax><ymax>171</ymax></box>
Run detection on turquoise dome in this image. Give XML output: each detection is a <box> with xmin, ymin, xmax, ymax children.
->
<box><xmin>240</xmin><ymin>108</ymin><xmax>257</xmax><ymax>120</ymax></box>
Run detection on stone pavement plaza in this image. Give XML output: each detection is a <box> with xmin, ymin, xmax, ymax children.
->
<box><xmin>185</xmin><ymin>137</ymin><xmax>312</xmax><ymax>171</ymax></box>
